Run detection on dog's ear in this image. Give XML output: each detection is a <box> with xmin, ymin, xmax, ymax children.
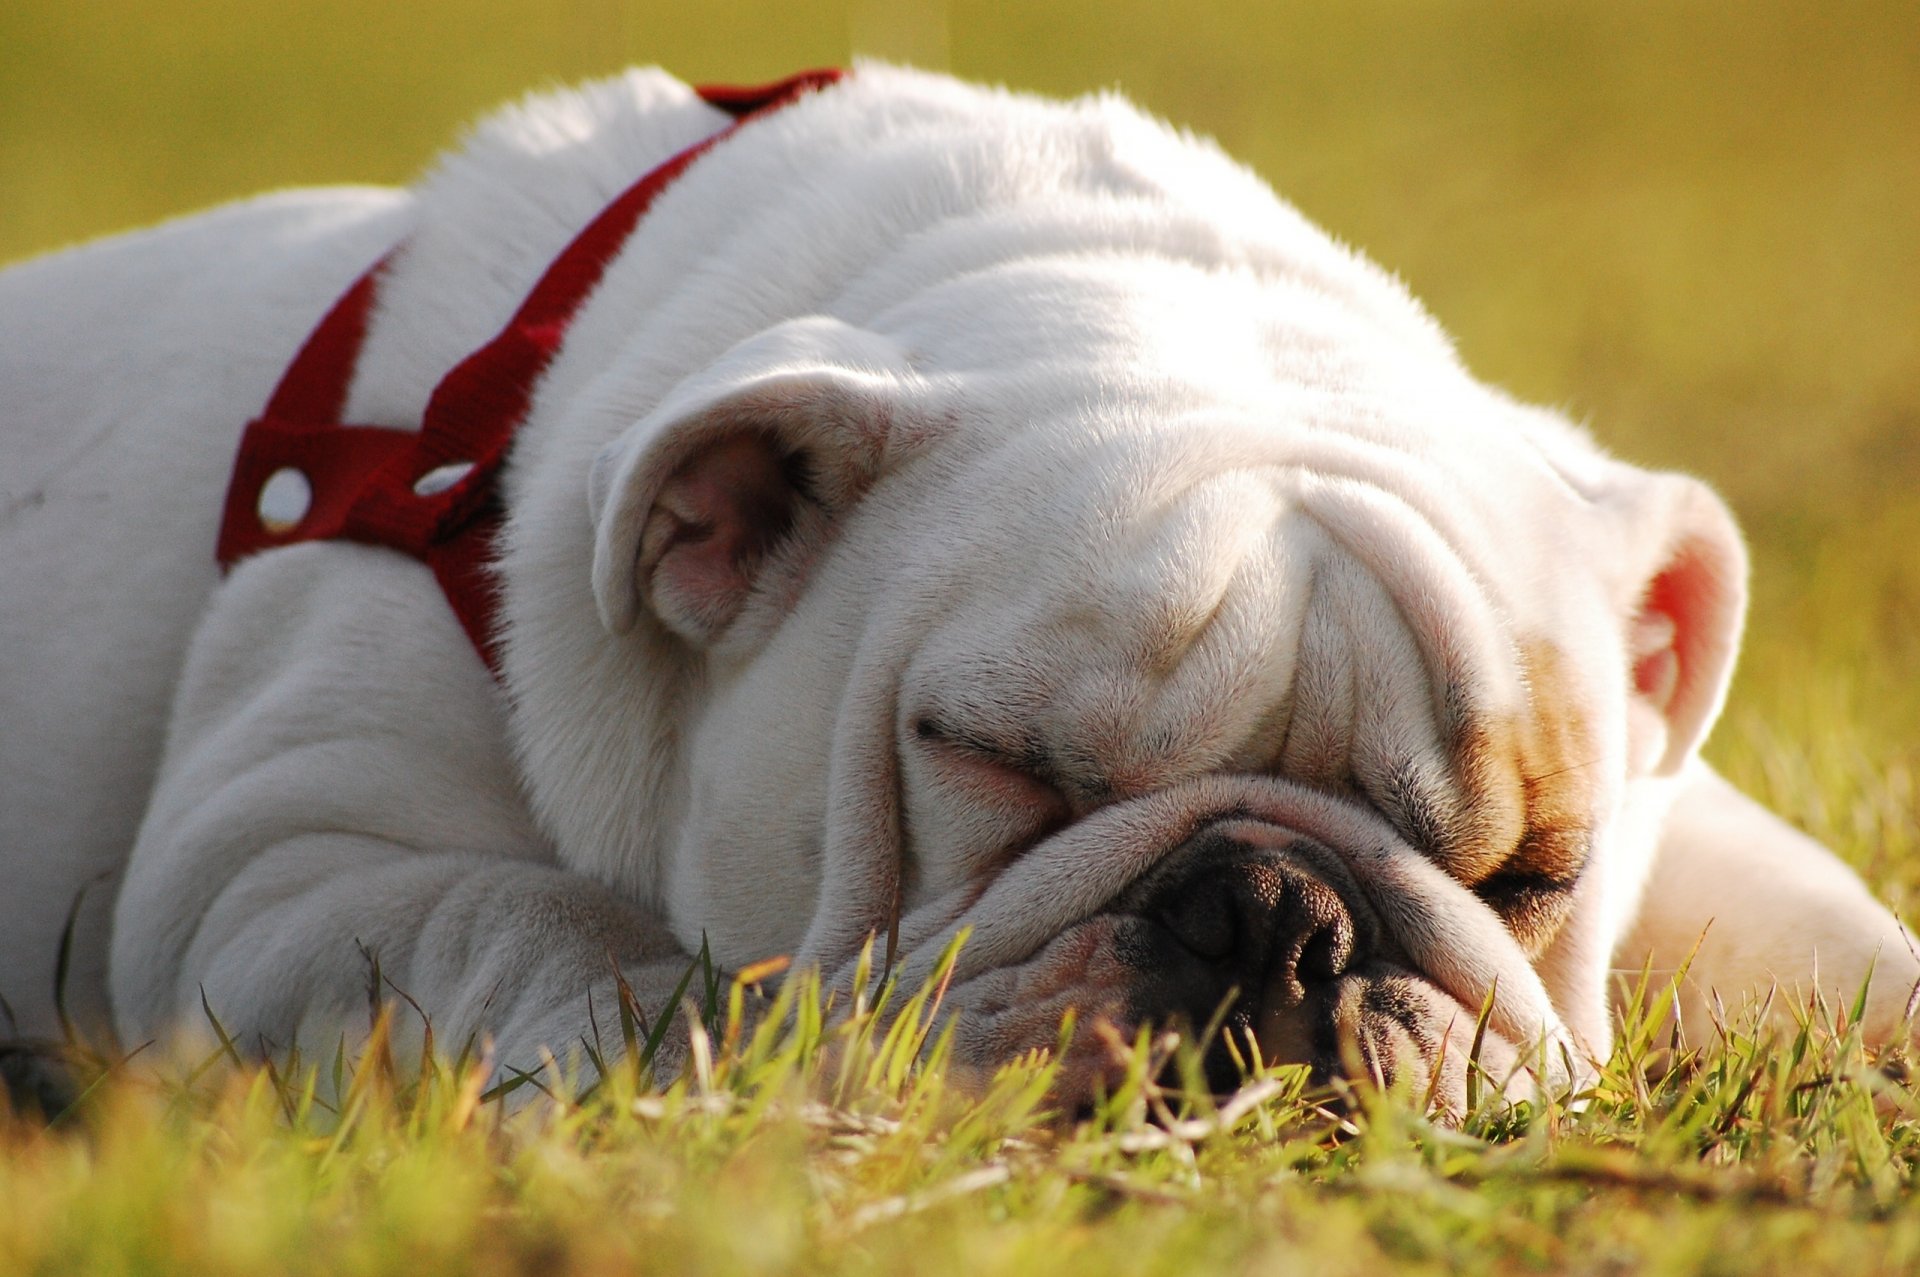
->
<box><xmin>588</xmin><ymin>317</ymin><xmax>933</xmax><ymax>645</ymax></box>
<box><xmin>1610</xmin><ymin>472</ymin><xmax>1748</xmax><ymax>777</ymax></box>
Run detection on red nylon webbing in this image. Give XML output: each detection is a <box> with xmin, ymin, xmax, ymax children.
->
<box><xmin>216</xmin><ymin>68</ymin><xmax>845</xmax><ymax>677</ymax></box>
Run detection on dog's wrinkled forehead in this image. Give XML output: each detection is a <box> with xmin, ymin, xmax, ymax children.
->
<box><xmin>905</xmin><ymin>441</ymin><xmax>1318</xmax><ymax>781</ymax></box>
<box><xmin>884</xmin><ymin>383</ymin><xmax>1611</xmax><ymax>951</ymax></box>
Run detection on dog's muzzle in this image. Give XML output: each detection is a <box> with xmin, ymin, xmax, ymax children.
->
<box><xmin>1119</xmin><ymin>817</ymin><xmax>1535</xmax><ymax>1101</ymax></box>
<box><xmin>1121</xmin><ymin>822</ymin><xmax>1370</xmax><ymax>1083</ymax></box>
<box><xmin>829</xmin><ymin>775</ymin><xmax>1589</xmax><ymax>1109</ymax></box>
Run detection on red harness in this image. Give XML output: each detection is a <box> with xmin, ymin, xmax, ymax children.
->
<box><xmin>216</xmin><ymin>70</ymin><xmax>844</xmax><ymax>677</ymax></box>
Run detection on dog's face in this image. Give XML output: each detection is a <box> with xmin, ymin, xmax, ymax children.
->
<box><xmin>499</xmin><ymin>83</ymin><xmax>1748</xmax><ymax>1103</ymax></box>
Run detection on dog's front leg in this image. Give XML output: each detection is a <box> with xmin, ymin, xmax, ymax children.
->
<box><xmin>108</xmin><ymin>547</ymin><xmax>704</xmax><ymax>1083</ymax></box>
<box><xmin>1617</xmin><ymin>761</ymin><xmax>1920</xmax><ymax>1048</ymax></box>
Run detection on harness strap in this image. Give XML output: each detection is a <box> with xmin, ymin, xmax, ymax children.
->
<box><xmin>216</xmin><ymin>69</ymin><xmax>844</xmax><ymax>677</ymax></box>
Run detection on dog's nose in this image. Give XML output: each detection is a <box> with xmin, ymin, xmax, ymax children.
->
<box><xmin>1130</xmin><ymin>826</ymin><xmax>1370</xmax><ymax>1087</ymax></box>
<box><xmin>1151</xmin><ymin>846</ymin><xmax>1356</xmax><ymax>992</ymax></box>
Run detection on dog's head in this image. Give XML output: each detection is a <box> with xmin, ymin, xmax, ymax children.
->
<box><xmin>496</xmin><ymin>69</ymin><xmax>1746</xmax><ymax>1103</ymax></box>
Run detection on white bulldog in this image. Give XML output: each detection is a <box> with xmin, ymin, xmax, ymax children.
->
<box><xmin>1</xmin><ymin>66</ymin><xmax>1912</xmax><ymax>1105</ymax></box>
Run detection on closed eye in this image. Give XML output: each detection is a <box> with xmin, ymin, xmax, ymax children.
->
<box><xmin>912</xmin><ymin>715</ymin><xmax>1073</xmax><ymax>843</ymax></box>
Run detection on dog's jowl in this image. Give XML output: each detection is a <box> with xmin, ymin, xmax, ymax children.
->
<box><xmin>2</xmin><ymin>66</ymin><xmax>1912</xmax><ymax>1109</ymax></box>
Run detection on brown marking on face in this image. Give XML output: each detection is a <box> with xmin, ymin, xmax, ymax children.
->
<box><xmin>1264</xmin><ymin>634</ymin><xmax>1596</xmax><ymax>959</ymax></box>
<box><xmin>1437</xmin><ymin>638</ymin><xmax>1599</xmax><ymax>954</ymax></box>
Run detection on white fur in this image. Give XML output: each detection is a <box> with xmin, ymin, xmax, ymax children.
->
<box><xmin>2</xmin><ymin>65</ymin><xmax>1911</xmax><ymax>1080</ymax></box>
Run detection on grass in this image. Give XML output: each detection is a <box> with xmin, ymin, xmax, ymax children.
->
<box><xmin>4</xmin><ymin>0</ymin><xmax>1919</xmax><ymax>1272</ymax></box>
<box><xmin>7</xmin><ymin>943</ymin><xmax>1920</xmax><ymax>1276</ymax></box>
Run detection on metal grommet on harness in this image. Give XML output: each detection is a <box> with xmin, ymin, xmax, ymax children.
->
<box><xmin>256</xmin><ymin>467</ymin><xmax>312</xmax><ymax>534</ymax></box>
<box><xmin>412</xmin><ymin>461</ymin><xmax>475</xmax><ymax>498</ymax></box>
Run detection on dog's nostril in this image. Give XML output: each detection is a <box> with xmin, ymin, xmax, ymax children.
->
<box><xmin>1147</xmin><ymin>845</ymin><xmax>1360</xmax><ymax>997</ymax></box>
<box><xmin>1152</xmin><ymin>855</ymin><xmax>1298</xmax><ymax>972</ymax></box>
<box><xmin>1134</xmin><ymin>831</ymin><xmax>1374</xmax><ymax>1085</ymax></box>
<box><xmin>1293</xmin><ymin>912</ymin><xmax>1354</xmax><ymax>984</ymax></box>
<box><xmin>1155</xmin><ymin>877</ymin><xmax>1239</xmax><ymax>962</ymax></box>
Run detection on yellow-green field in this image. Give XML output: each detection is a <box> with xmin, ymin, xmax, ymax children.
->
<box><xmin>4</xmin><ymin>2</ymin><xmax>1918</xmax><ymax>1273</ymax></box>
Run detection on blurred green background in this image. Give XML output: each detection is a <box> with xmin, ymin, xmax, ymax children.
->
<box><xmin>3</xmin><ymin>0</ymin><xmax>1915</xmax><ymax>782</ymax></box>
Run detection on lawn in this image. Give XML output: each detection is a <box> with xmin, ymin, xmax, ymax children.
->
<box><xmin>3</xmin><ymin>1</ymin><xmax>1918</xmax><ymax>1272</ymax></box>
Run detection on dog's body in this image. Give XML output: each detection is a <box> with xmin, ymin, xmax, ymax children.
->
<box><xmin>3</xmin><ymin>67</ymin><xmax>1911</xmax><ymax>1099</ymax></box>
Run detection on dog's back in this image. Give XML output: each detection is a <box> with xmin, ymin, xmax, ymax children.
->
<box><xmin>0</xmin><ymin>190</ymin><xmax>408</xmax><ymax>1038</ymax></box>
<box><xmin>0</xmin><ymin>65</ymin><xmax>1324</xmax><ymax>1040</ymax></box>
<box><xmin>0</xmin><ymin>67</ymin><xmax>820</xmax><ymax>1040</ymax></box>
